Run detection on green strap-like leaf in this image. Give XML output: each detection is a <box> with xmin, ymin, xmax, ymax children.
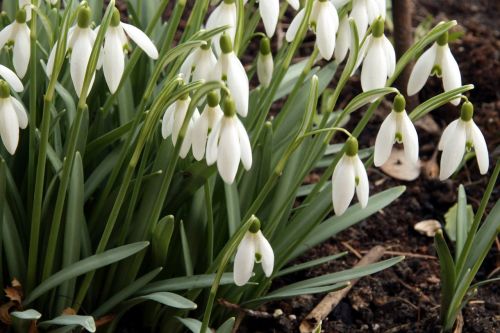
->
<box><xmin>39</xmin><ymin>315</ymin><xmax>96</xmax><ymax>332</ymax></box>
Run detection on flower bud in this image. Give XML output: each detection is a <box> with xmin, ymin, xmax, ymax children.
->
<box><xmin>257</xmin><ymin>37</ymin><xmax>273</xmax><ymax>88</ymax></box>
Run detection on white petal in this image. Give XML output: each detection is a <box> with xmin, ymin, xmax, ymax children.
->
<box><xmin>236</xmin><ymin>118</ymin><xmax>252</xmax><ymax>170</ymax></box>
<box><xmin>439</xmin><ymin>45</ymin><xmax>461</xmax><ymax>105</ymax></box>
<box><xmin>438</xmin><ymin>119</ymin><xmax>458</xmax><ymax>150</ymax></box>
<box><xmin>352</xmin><ymin>35</ymin><xmax>371</xmax><ymax>74</ymax></box>
<box><xmin>0</xmin><ymin>100</ymin><xmax>20</xmax><ymax>154</ymax></box>
<box><xmin>46</xmin><ymin>41</ymin><xmax>57</xmax><ymax>77</ymax></box>
<box><xmin>217</xmin><ymin>118</ymin><xmax>240</xmax><ymax>184</ymax></box>
<box><xmin>287</xmin><ymin>0</ymin><xmax>300</xmax><ymax>10</ymax></box>
<box><xmin>260</xmin><ymin>0</ymin><xmax>279</xmax><ymax>37</ymax></box>
<box><xmin>70</xmin><ymin>32</ymin><xmax>93</xmax><ymax>97</ymax></box>
<box><xmin>103</xmin><ymin>29</ymin><xmax>125</xmax><ymax>93</ymax></box>
<box><xmin>179</xmin><ymin>121</ymin><xmax>194</xmax><ymax>158</ymax></box>
<box><xmin>255</xmin><ymin>231</ymin><xmax>274</xmax><ymax>277</ymax></box>
<box><xmin>12</xmin><ymin>24</ymin><xmax>30</xmax><ymax>79</ymax></box>
<box><xmin>334</xmin><ymin>15</ymin><xmax>350</xmax><ymax>63</ymax></box>
<box><xmin>361</xmin><ymin>38</ymin><xmax>387</xmax><ymax>91</ymax></box>
<box><xmin>354</xmin><ymin>156</ymin><xmax>369</xmax><ymax>208</ymax></box>
<box><xmin>286</xmin><ymin>9</ymin><xmax>305</xmax><ymax>42</ymax></box>
<box><xmin>227</xmin><ymin>53</ymin><xmax>249</xmax><ymax>117</ymax></box>
<box><xmin>121</xmin><ymin>22</ymin><xmax>158</xmax><ymax>59</ymax></box>
<box><xmin>439</xmin><ymin>120</ymin><xmax>466</xmax><ymax>180</ymax></box>
<box><xmin>350</xmin><ymin>0</ymin><xmax>368</xmax><ymax>38</ymax></box>
<box><xmin>10</xmin><ymin>97</ymin><xmax>28</xmax><ymax>129</ymax></box>
<box><xmin>257</xmin><ymin>53</ymin><xmax>273</xmax><ymax>87</ymax></box>
<box><xmin>374</xmin><ymin>111</ymin><xmax>397</xmax><ymax>166</ymax></box>
<box><xmin>400</xmin><ymin>112</ymin><xmax>419</xmax><ymax>164</ymax></box>
<box><xmin>233</xmin><ymin>233</ymin><xmax>256</xmax><ymax>286</ymax></box>
<box><xmin>180</xmin><ymin>51</ymin><xmax>196</xmax><ymax>82</ymax></box>
<box><xmin>366</xmin><ymin>0</ymin><xmax>381</xmax><ymax>23</ymax></box>
<box><xmin>172</xmin><ymin>99</ymin><xmax>189</xmax><ymax>145</ymax></box>
<box><xmin>193</xmin><ymin>49</ymin><xmax>217</xmax><ymax>82</ymax></box>
<box><xmin>407</xmin><ymin>43</ymin><xmax>437</xmax><ymax>96</ymax></box>
<box><xmin>161</xmin><ymin>104</ymin><xmax>175</xmax><ymax>139</ymax></box>
<box><xmin>206</xmin><ymin>119</ymin><xmax>222</xmax><ymax>166</ymax></box>
<box><xmin>206</xmin><ymin>3</ymin><xmax>237</xmax><ymax>55</ymax></box>
<box><xmin>375</xmin><ymin>0</ymin><xmax>386</xmax><ymax>19</ymax></box>
<box><xmin>331</xmin><ymin>156</ymin><xmax>356</xmax><ymax>216</ymax></box>
<box><xmin>382</xmin><ymin>35</ymin><xmax>395</xmax><ymax>77</ymax></box>
<box><xmin>316</xmin><ymin>2</ymin><xmax>339</xmax><ymax>60</ymax></box>
<box><xmin>191</xmin><ymin>109</ymin><xmax>209</xmax><ymax>161</ymax></box>
<box><xmin>469</xmin><ymin>122</ymin><xmax>489</xmax><ymax>174</ymax></box>
<box><xmin>0</xmin><ymin>65</ymin><xmax>23</xmax><ymax>92</ymax></box>
<box><xmin>19</xmin><ymin>0</ymin><xmax>32</xmax><ymax>21</ymax></box>
<box><xmin>0</xmin><ymin>24</ymin><xmax>13</xmax><ymax>50</ymax></box>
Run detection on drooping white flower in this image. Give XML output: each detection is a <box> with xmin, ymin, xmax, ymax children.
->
<box><xmin>0</xmin><ymin>9</ymin><xmax>30</xmax><ymax>78</ymax></box>
<box><xmin>334</xmin><ymin>14</ymin><xmax>350</xmax><ymax>63</ymax></box>
<box><xmin>213</xmin><ymin>33</ymin><xmax>249</xmax><ymax>117</ymax></box>
<box><xmin>191</xmin><ymin>90</ymin><xmax>223</xmax><ymax>161</ymax></box>
<box><xmin>407</xmin><ymin>32</ymin><xmax>461</xmax><ymax>105</ymax></box>
<box><xmin>206</xmin><ymin>0</ymin><xmax>237</xmax><ymax>55</ymax></box>
<box><xmin>234</xmin><ymin>218</ymin><xmax>274</xmax><ymax>286</ymax></box>
<box><xmin>349</xmin><ymin>0</ymin><xmax>386</xmax><ymax>38</ymax></box>
<box><xmin>438</xmin><ymin>101</ymin><xmax>488</xmax><ymax>180</ymax></box>
<box><xmin>257</xmin><ymin>37</ymin><xmax>273</xmax><ymax>88</ymax></box>
<box><xmin>286</xmin><ymin>0</ymin><xmax>339</xmax><ymax>60</ymax></box>
<box><xmin>359</xmin><ymin>17</ymin><xmax>395</xmax><ymax>92</ymax></box>
<box><xmin>0</xmin><ymin>65</ymin><xmax>24</xmax><ymax>93</ymax></box>
<box><xmin>206</xmin><ymin>97</ymin><xmax>252</xmax><ymax>184</ymax></box>
<box><xmin>180</xmin><ymin>40</ymin><xmax>217</xmax><ymax>83</ymax></box>
<box><xmin>18</xmin><ymin>0</ymin><xmax>31</xmax><ymax>21</ymax></box>
<box><xmin>100</xmin><ymin>7</ymin><xmax>159</xmax><ymax>93</ymax></box>
<box><xmin>0</xmin><ymin>80</ymin><xmax>28</xmax><ymax>155</ymax></box>
<box><xmin>253</xmin><ymin>0</ymin><xmax>299</xmax><ymax>37</ymax></box>
<box><xmin>374</xmin><ymin>94</ymin><xmax>419</xmax><ymax>166</ymax></box>
<box><xmin>46</xmin><ymin>3</ymin><xmax>96</xmax><ymax>97</ymax></box>
<box><xmin>161</xmin><ymin>93</ymin><xmax>200</xmax><ymax>158</ymax></box>
<box><xmin>331</xmin><ymin>137</ymin><xmax>369</xmax><ymax>216</ymax></box>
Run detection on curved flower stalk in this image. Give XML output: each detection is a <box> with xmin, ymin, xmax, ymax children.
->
<box><xmin>407</xmin><ymin>32</ymin><xmax>461</xmax><ymax>105</ymax></box>
<box><xmin>332</xmin><ymin>137</ymin><xmax>369</xmax><ymax>216</ymax></box>
<box><xmin>213</xmin><ymin>33</ymin><xmax>249</xmax><ymax>117</ymax></box>
<box><xmin>0</xmin><ymin>9</ymin><xmax>30</xmax><ymax>78</ymax></box>
<box><xmin>161</xmin><ymin>93</ymin><xmax>200</xmax><ymax>159</ymax></box>
<box><xmin>180</xmin><ymin>40</ymin><xmax>217</xmax><ymax>83</ymax></box>
<box><xmin>286</xmin><ymin>0</ymin><xmax>339</xmax><ymax>60</ymax></box>
<box><xmin>359</xmin><ymin>17</ymin><xmax>395</xmax><ymax>92</ymax></box>
<box><xmin>257</xmin><ymin>37</ymin><xmax>273</xmax><ymax>88</ymax></box>
<box><xmin>206</xmin><ymin>97</ymin><xmax>252</xmax><ymax>184</ymax></box>
<box><xmin>100</xmin><ymin>7</ymin><xmax>159</xmax><ymax>93</ymax></box>
<box><xmin>206</xmin><ymin>0</ymin><xmax>237</xmax><ymax>55</ymax></box>
<box><xmin>192</xmin><ymin>90</ymin><xmax>223</xmax><ymax>161</ymax></box>
<box><xmin>350</xmin><ymin>0</ymin><xmax>386</xmax><ymax>38</ymax></box>
<box><xmin>0</xmin><ymin>80</ymin><xmax>28</xmax><ymax>155</ymax></box>
<box><xmin>233</xmin><ymin>218</ymin><xmax>274</xmax><ymax>286</ymax></box>
<box><xmin>374</xmin><ymin>94</ymin><xmax>419</xmax><ymax>167</ymax></box>
<box><xmin>438</xmin><ymin>101</ymin><xmax>488</xmax><ymax>180</ymax></box>
<box><xmin>46</xmin><ymin>3</ymin><xmax>96</xmax><ymax>97</ymax></box>
<box><xmin>18</xmin><ymin>0</ymin><xmax>32</xmax><ymax>21</ymax></box>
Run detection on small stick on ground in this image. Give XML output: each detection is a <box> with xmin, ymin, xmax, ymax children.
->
<box><xmin>218</xmin><ymin>298</ymin><xmax>274</xmax><ymax>319</ymax></box>
<box><xmin>341</xmin><ymin>241</ymin><xmax>363</xmax><ymax>259</ymax></box>
<box><xmin>299</xmin><ymin>246</ymin><xmax>386</xmax><ymax>333</ymax></box>
<box><xmin>361</xmin><ymin>250</ymin><xmax>437</xmax><ymax>260</ymax></box>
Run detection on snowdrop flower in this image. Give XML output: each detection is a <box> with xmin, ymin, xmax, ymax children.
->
<box><xmin>213</xmin><ymin>34</ymin><xmax>249</xmax><ymax>117</ymax></box>
<box><xmin>46</xmin><ymin>3</ymin><xmax>96</xmax><ymax>97</ymax></box>
<box><xmin>257</xmin><ymin>37</ymin><xmax>273</xmax><ymax>88</ymax></box>
<box><xmin>331</xmin><ymin>137</ymin><xmax>369</xmax><ymax>216</ymax></box>
<box><xmin>206</xmin><ymin>97</ymin><xmax>252</xmax><ymax>184</ymax></box>
<box><xmin>180</xmin><ymin>40</ymin><xmax>217</xmax><ymax>83</ymax></box>
<box><xmin>438</xmin><ymin>101</ymin><xmax>488</xmax><ymax>180</ymax></box>
<box><xmin>101</xmin><ymin>8</ymin><xmax>159</xmax><ymax>93</ymax></box>
<box><xmin>206</xmin><ymin>0</ymin><xmax>237</xmax><ymax>55</ymax></box>
<box><xmin>359</xmin><ymin>17</ymin><xmax>395</xmax><ymax>92</ymax></box>
<box><xmin>0</xmin><ymin>80</ymin><xmax>28</xmax><ymax>155</ymax></box>
<box><xmin>161</xmin><ymin>93</ymin><xmax>199</xmax><ymax>158</ymax></box>
<box><xmin>334</xmin><ymin>14</ymin><xmax>350</xmax><ymax>63</ymax></box>
<box><xmin>407</xmin><ymin>32</ymin><xmax>461</xmax><ymax>105</ymax></box>
<box><xmin>374</xmin><ymin>94</ymin><xmax>419</xmax><ymax>166</ymax></box>
<box><xmin>286</xmin><ymin>0</ymin><xmax>339</xmax><ymax>60</ymax></box>
<box><xmin>255</xmin><ymin>0</ymin><xmax>299</xmax><ymax>37</ymax></box>
<box><xmin>191</xmin><ymin>90</ymin><xmax>223</xmax><ymax>161</ymax></box>
<box><xmin>0</xmin><ymin>9</ymin><xmax>30</xmax><ymax>78</ymax></box>
<box><xmin>350</xmin><ymin>0</ymin><xmax>386</xmax><ymax>38</ymax></box>
<box><xmin>18</xmin><ymin>0</ymin><xmax>32</xmax><ymax>21</ymax></box>
<box><xmin>234</xmin><ymin>217</ymin><xmax>274</xmax><ymax>286</ymax></box>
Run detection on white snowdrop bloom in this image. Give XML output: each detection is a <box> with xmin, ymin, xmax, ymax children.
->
<box><xmin>257</xmin><ymin>37</ymin><xmax>273</xmax><ymax>88</ymax></box>
<box><xmin>0</xmin><ymin>80</ymin><xmax>28</xmax><ymax>155</ymax></box>
<box><xmin>407</xmin><ymin>32</ymin><xmax>461</xmax><ymax>105</ymax></box>
<box><xmin>350</xmin><ymin>0</ymin><xmax>385</xmax><ymax>38</ymax></box>
<box><xmin>46</xmin><ymin>3</ymin><xmax>96</xmax><ymax>98</ymax></box>
<box><xmin>286</xmin><ymin>0</ymin><xmax>339</xmax><ymax>60</ymax></box>
<box><xmin>234</xmin><ymin>218</ymin><xmax>274</xmax><ymax>286</ymax></box>
<box><xmin>18</xmin><ymin>0</ymin><xmax>32</xmax><ymax>21</ymax></box>
<box><xmin>0</xmin><ymin>65</ymin><xmax>24</xmax><ymax>93</ymax></box>
<box><xmin>206</xmin><ymin>97</ymin><xmax>252</xmax><ymax>184</ymax></box>
<box><xmin>438</xmin><ymin>101</ymin><xmax>488</xmax><ymax>180</ymax></box>
<box><xmin>331</xmin><ymin>137</ymin><xmax>369</xmax><ymax>216</ymax></box>
<box><xmin>191</xmin><ymin>91</ymin><xmax>223</xmax><ymax>161</ymax></box>
<box><xmin>213</xmin><ymin>34</ymin><xmax>249</xmax><ymax>117</ymax></box>
<box><xmin>180</xmin><ymin>40</ymin><xmax>217</xmax><ymax>83</ymax></box>
<box><xmin>374</xmin><ymin>94</ymin><xmax>419</xmax><ymax>167</ymax></box>
<box><xmin>334</xmin><ymin>14</ymin><xmax>350</xmax><ymax>64</ymax></box>
<box><xmin>0</xmin><ymin>9</ymin><xmax>30</xmax><ymax>78</ymax></box>
<box><xmin>206</xmin><ymin>0</ymin><xmax>237</xmax><ymax>55</ymax></box>
<box><xmin>253</xmin><ymin>0</ymin><xmax>299</xmax><ymax>37</ymax></box>
<box><xmin>360</xmin><ymin>17</ymin><xmax>395</xmax><ymax>92</ymax></box>
<box><xmin>100</xmin><ymin>8</ymin><xmax>159</xmax><ymax>93</ymax></box>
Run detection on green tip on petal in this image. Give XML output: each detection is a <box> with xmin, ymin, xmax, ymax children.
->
<box><xmin>372</xmin><ymin>17</ymin><xmax>385</xmax><ymax>38</ymax></box>
<box><xmin>15</xmin><ymin>8</ymin><xmax>27</xmax><ymax>23</ymax></box>
<box><xmin>223</xmin><ymin>97</ymin><xmax>236</xmax><ymax>117</ymax></box>
<box><xmin>77</xmin><ymin>4</ymin><xmax>92</xmax><ymax>28</ymax></box>
<box><xmin>345</xmin><ymin>137</ymin><xmax>359</xmax><ymax>157</ymax></box>
<box><xmin>393</xmin><ymin>94</ymin><xmax>406</xmax><ymax>113</ymax></box>
<box><xmin>249</xmin><ymin>218</ymin><xmax>261</xmax><ymax>233</ymax></box>
<box><xmin>460</xmin><ymin>101</ymin><xmax>474</xmax><ymax>121</ymax></box>
<box><xmin>207</xmin><ymin>90</ymin><xmax>220</xmax><ymax>107</ymax></box>
<box><xmin>259</xmin><ymin>37</ymin><xmax>271</xmax><ymax>55</ymax></box>
<box><xmin>0</xmin><ymin>80</ymin><xmax>10</xmax><ymax>98</ymax></box>
<box><xmin>437</xmin><ymin>31</ymin><xmax>448</xmax><ymax>46</ymax></box>
<box><xmin>110</xmin><ymin>7</ymin><xmax>121</xmax><ymax>27</ymax></box>
<box><xmin>220</xmin><ymin>33</ymin><xmax>233</xmax><ymax>54</ymax></box>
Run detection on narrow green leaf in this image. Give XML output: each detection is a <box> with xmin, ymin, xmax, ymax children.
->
<box><xmin>434</xmin><ymin>230</ymin><xmax>456</xmax><ymax>323</ymax></box>
<box><xmin>225</xmin><ymin>182</ymin><xmax>241</xmax><ymax>236</ymax></box>
<box><xmin>140</xmin><ymin>273</ymin><xmax>234</xmax><ymax>294</ymax></box>
<box><xmin>151</xmin><ymin>216</ymin><xmax>175</xmax><ymax>268</ymax></box>
<box><xmin>216</xmin><ymin>317</ymin><xmax>235</xmax><ymax>333</ymax></box>
<box><xmin>444</xmin><ymin>203</ymin><xmax>474</xmax><ymax>242</ymax></box>
<box><xmin>455</xmin><ymin>185</ymin><xmax>468</xmax><ymax>260</ymax></box>
<box><xmin>177</xmin><ymin>317</ymin><xmax>211</xmax><ymax>333</ymax></box>
<box><xmin>180</xmin><ymin>220</ymin><xmax>194</xmax><ymax>276</ymax></box>
<box><xmin>10</xmin><ymin>309</ymin><xmax>42</xmax><ymax>320</ymax></box>
<box><xmin>276</xmin><ymin>252</ymin><xmax>349</xmax><ymax>277</ymax></box>
<box><xmin>130</xmin><ymin>292</ymin><xmax>197</xmax><ymax>310</ymax></box>
<box><xmin>39</xmin><ymin>315</ymin><xmax>96</xmax><ymax>332</ymax></box>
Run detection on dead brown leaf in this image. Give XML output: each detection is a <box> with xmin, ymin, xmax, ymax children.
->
<box><xmin>62</xmin><ymin>308</ymin><xmax>77</xmax><ymax>316</ymax></box>
<box><xmin>414</xmin><ymin>114</ymin><xmax>440</xmax><ymax>134</ymax></box>
<box><xmin>95</xmin><ymin>314</ymin><xmax>115</xmax><ymax>327</ymax></box>
<box><xmin>0</xmin><ymin>302</ymin><xmax>15</xmax><ymax>325</ymax></box>
<box><xmin>380</xmin><ymin>148</ymin><xmax>421</xmax><ymax>181</ymax></box>
<box><xmin>4</xmin><ymin>279</ymin><xmax>23</xmax><ymax>304</ymax></box>
<box><xmin>414</xmin><ymin>220</ymin><xmax>442</xmax><ymax>237</ymax></box>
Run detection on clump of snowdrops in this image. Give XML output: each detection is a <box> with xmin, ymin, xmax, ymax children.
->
<box><xmin>0</xmin><ymin>0</ymin><xmax>494</xmax><ymax>332</ymax></box>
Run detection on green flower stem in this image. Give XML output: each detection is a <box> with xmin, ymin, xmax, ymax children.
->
<box><xmin>234</xmin><ymin>0</ymin><xmax>245</xmax><ymax>54</ymax></box>
<box><xmin>205</xmin><ymin>181</ymin><xmax>214</xmax><ymax>266</ymax></box>
<box><xmin>180</xmin><ymin>0</ymin><xmax>207</xmax><ymax>42</ymax></box>
<box><xmin>160</xmin><ymin>0</ymin><xmax>186</xmax><ymax>55</ymax></box>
